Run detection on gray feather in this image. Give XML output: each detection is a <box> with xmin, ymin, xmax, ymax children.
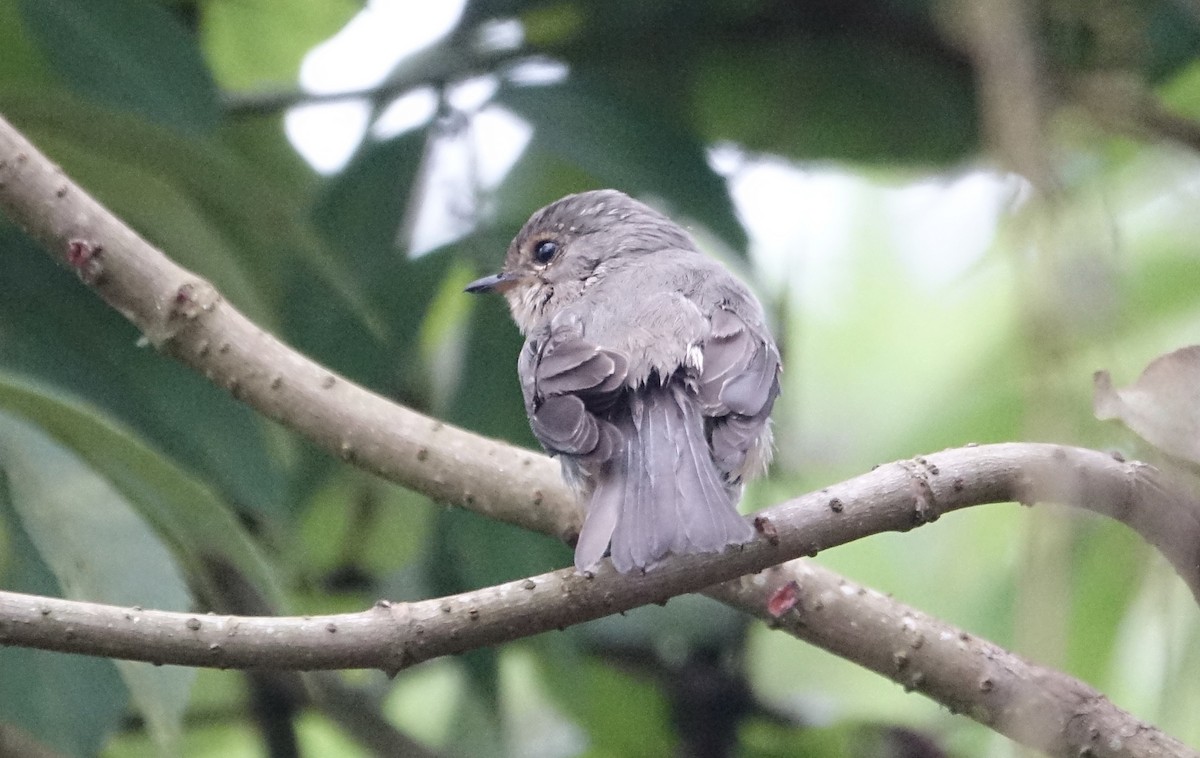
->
<box><xmin>720</xmin><ymin>344</ymin><xmax>778</xmax><ymax>416</ymax></box>
<box><xmin>529</xmin><ymin>395</ymin><xmax>599</xmax><ymax>455</ymax></box>
<box><xmin>537</xmin><ymin>343</ymin><xmax>616</xmax><ymax>396</ymax></box>
<box><xmin>574</xmin><ymin>457</ymin><xmax>623</xmax><ymax>571</ymax></box>
<box><xmin>602</xmin><ymin>384</ymin><xmax>754</xmax><ymax>573</ymax></box>
<box><xmin>521</xmin><ymin>331</ymin><xmax>629</xmax><ymax>461</ymax></box>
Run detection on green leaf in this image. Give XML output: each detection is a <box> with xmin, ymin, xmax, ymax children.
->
<box><xmin>27</xmin><ymin>128</ymin><xmax>278</xmax><ymax>328</ymax></box>
<box><xmin>217</xmin><ymin>115</ymin><xmax>322</xmax><ymax>199</ymax></box>
<box><xmin>483</xmin><ymin>138</ymin><xmax>606</xmax><ymax>245</ymax></box>
<box><xmin>1067</xmin><ymin>520</ymin><xmax>1149</xmax><ymax>684</ymax></box>
<box><xmin>312</xmin><ymin>130</ymin><xmax>427</xmax><ymax>286</ymax></box>
<box><xmin>296</xmin><ymin>468</ymin><xmax>434</xmax><ymax>596</ymax></box>
<box><xmin>0</xmin><ymin>90</ymin><xmax>389</xmax><ymax>515</ymax></box>
<box><xmin>0</xmin><ymin>410</ymin><xmax>195</xmax><ymax>752</ymax></box>
<box><xmin>306</xmin><ymin>130</ymin><xmax>458</xmax><ymax>396</ymax></box>
<box><xmin>1049</xmin><ymin>1</ymin><xmax>1200</xmax><ymax>81</ymax></box>
<box><xmin>691</xmin><ymin>38</ymin><xmax>976</xmax><ymax>164</ymax></box>
<box><xmin>17</xmin><ymin>0</ymin><xmax>220</xmax><ymax>134</ymax></box>
<box><xmin>0</xmin><ymin>372</ymin><xmax>287</xmax><ymax>612</ymax></box>
<box><xmin>0</xmin><ymin>488</ymin><xmax>130</xmax><ymax>757</ymax></box>
<box><xmin>542</xmin><ymin>656</ymin><xmax>674</xmax><ymax>756</ymax></box>
<box><xmin>0</xmin><ymin>224</ymin><xmax>288</xmax><ymax>517</ymax></box>
<box><xmin>443</xmin><ymin>285</ymin><xmax>529</xmax><ymax>440</ymax></box>
<box><xmin>503</xmin><ymin>0</ymin><xmax>978</xmax><ymax>165</ymax></box>
<box><xmin>0</xmin><ymin>0</ymin><xmax>54</xmax><ymax>88</ymax></box>
<box><xmin>0</xmin><ymin>89</ymin><xmax>363</xmax><ymax>335</ymax></box>
<box><xmin>201</xmin><ymin>0</ymin><xmax>359</xmax><ymax>89</ymax></box>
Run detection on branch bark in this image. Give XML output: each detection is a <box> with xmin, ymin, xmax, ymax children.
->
<box><xmin>0</xmin><ymin>442</ymin><xmax>1195</xmax><ymax>669</ymax></box>
<box><xmin>714</xmin><ymin>558</ymin><xmax>1195</xmax><ymax>758</ymax></box>
<box><xmin>1</xmin><ymin>112</ymin><xmax>1198</xmax><ymax>758</ymax></box>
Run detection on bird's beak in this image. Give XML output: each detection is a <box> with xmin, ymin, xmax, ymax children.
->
<box><xmin>464</xmin><ymin>271</ymin><xmax>519</xmax><ymax>294</ymax></box>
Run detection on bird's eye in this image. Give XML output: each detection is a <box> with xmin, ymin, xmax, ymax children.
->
<box><xmin>533</xmin><ymin>239</ymin><xmax>559</xmax><ymax>264</ymax></box>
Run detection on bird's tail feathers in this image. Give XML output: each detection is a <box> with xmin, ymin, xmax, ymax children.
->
<box><xmin>577</xmin><ymin>383</ymin><xmax>754</xmax><ymax>573</ymax></box>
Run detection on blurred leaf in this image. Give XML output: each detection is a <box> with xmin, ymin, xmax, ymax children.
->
<box><xmin>218</xmin><ymin>115</ymin><xmax>321</xmax><ymax>198</ymax></box>
<box><xmin>384</xmin><ymin>659</ymin><xmax>463</xmax><ymax>749</ymax></box>
<box><xmin>741</xmin><ymin>719</ymin><xmax>852</xmax><ymax>758</ymax></box>
<box><xmin>445</xmin><ymin>685</ymin><xmax>506</xmax><ymax>758</ymax></box>
<box><xmin>1094</xmin><ymin>345</ymin><xmax>1200</xmax><ymax>465</ymax></box>
<box><xmin>426</xmin><ymin>506</ymin><xmax>569</xmax><ymax>595</ymax></box>
<box><xmin>306</xmin><ymin>130</ymin><xmax>458</xmax><ymax>393</ymax></box>
<box><xmin>1121</xmin><ymin>246</ymin><xmax>1200</xmax><ymax>333</ymax></box>
<box><xmin>1145</xmin><ymin>3</ymin><xmax>1200</xmax><ymax>80</ymax></box>
<box><xmin>496</xmin><ymin>79</ymin><xmax>748</xmax><ymax>252</ymax></box>
<box><xmin>504</xmin><ymin>0</ymin><xmax>978</xmax><ymax>165</ymax></box>
<box><xmin>312</xmin><ymin>130</ymin><xmax>426</xmax><ymax>284</ymax></box>
<box><xmin>0</xmin><ymin>225</ymin><xmax>287</xmax><ymax>516</ymax></box>
<box><xmin>415</xmin><ymin>280</ymin><xmax>570</xmax><ymax>593</ymax></box>
<box><xmin>1</xmin><ymin>89</ymin><xmax>364</xmax><ymax>333</ymax></box>
<box><xmin>1045</xmin><ymin>0</ymin><xmax>1200</xmax><ymax>80</ymax></box>
<box><xmin>691</xmin><ymin>38</ymin><xmax>976</xmax><ymax>163</ymax></box>
<box><xmin>18</xmin><ymin>0</ymin><xmax>220</xmax><ymax>134</ymax></box>
<box><xmin>30</xmin><ymin>128</ymin><xmax>277</xmax><ymax>326</ymax></box>
<box><xmin>200</xmin><ymin>0</ymin><xmax>359</xmax><ymax>89</ymax></box>
<box><xmin>0</xmin><ymin>0</ymin><xmax>53</xmax><ymax>88</ymax></box>
<box><xmin>579</xmin><ymin>594</ymin><xmax>747</xmax><ymax>659</ymax></box>
<box><xmin>745</xmin><ymin>719</ymin><xmax>952</xmax><ymax>758</ymax></box>
<box><xmin>1067</xmin><ymin>520</ymin><xmax>1150</xmax><ymax>684</ymax></box>
<box><xmin>0</xmin><ymin>410</ymin><xmax>194</xmax><ymax>752</ymax></box>
<box><xmin>485</xmin><ymin>140</ymin><xmax>602</xmax><ymax>234</ymax></box>
<box><xmin>0</xmin><ymin>373</ymin><xmax>287</xmax><ymax>611</ymax></box>
<box><xmin>296</xmin><ymin>469</ymin><xmax>433</xmax><ymax>591</ymax></box>
<box><xmin>0</xmin><ymin>482</ymin><xmax>129</xmax><ymax>757</ymax></box>
<box><xmin>0</xmin><ymin>89</ymin><xmax>399</xmax><ymax>516</ymax></box>
<box><xmin>541</xmin><ymin>656</ymin><xmax>674</xmax><ymax>756</ymax></box>
<box><xmin>422</xmin><ymin>497</ymin><xmax>570</xmax><ymax>720</ymax></box>
<box><xmin>444</xmin><ymin>288</ymin><xmax>529</xmax><ymax>440</ymax></box>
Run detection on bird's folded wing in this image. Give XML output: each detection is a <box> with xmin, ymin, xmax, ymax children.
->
<box><xmin>537</xmin><ymin>340</ymin><xmax>628</xmax><ymax>398</ymax></box>
<box><xmin>696</xmin><ymin>308</ymin><xmax>782</xmax><ymax>480</ymax></box>
<box><xmin>519</xmin><ymin>332</ymin><xmax>628</xmax><ymax>460</ymax></box>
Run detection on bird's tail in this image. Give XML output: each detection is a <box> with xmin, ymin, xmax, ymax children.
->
<box><xmin>575</xmin><ymin>382</ymin><xmax>755</xmax><ymax>573</ymax></box>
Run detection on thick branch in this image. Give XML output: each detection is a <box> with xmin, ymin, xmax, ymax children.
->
<box><xmin>0</xmin><ymin>442</ymin><xmax>1195</xmax><ymax>672</ymax></box>
<box><xmin>712</xmin><ymin>559</ymin><xmax>1196</xmax><ymax>758</ymax></box>
<box><xmin>1</xmin><ymin>113</ymin><xmax>1198</xmax><ymax>758</ymax></box>
<box><xmin>1</xmin><ymin>445</ymin><xmax>1199</xmax><ymax>756</ymax></box>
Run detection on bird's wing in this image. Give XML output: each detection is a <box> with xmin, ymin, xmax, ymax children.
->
<box><xmin>696</xmin><ymin>307</ymin><xmax>782</xmax><ymax>483</ymax></box>
<box><xmin>519</xmin><ymin>330</ymin><xmax>628</xmax><ymax>460</ymax></box>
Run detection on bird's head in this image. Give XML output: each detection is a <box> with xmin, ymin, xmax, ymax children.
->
<box><xmin>465</xmin><ymin>189</ymin><xmax>695</xmax><ymax>333</ymax></box>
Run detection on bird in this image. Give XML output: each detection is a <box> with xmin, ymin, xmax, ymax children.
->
<box><xmin>465</xmin><ymin>189</ymin><xmax>781</xmax><ymax>573</ymax></box>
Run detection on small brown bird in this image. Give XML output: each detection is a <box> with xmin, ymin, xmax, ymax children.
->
<box><xmin>466</xmin><ymin>190</ymin><xmax>781</xmax><ymax>573</ymax></box>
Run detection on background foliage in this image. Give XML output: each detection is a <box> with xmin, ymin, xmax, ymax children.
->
<box><xmin>1</xmin><ymin>0</ymin><xmax>1200</xmax><ymax>755</ymax></box>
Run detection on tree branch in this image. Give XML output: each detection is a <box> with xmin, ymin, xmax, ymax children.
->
<box><xmin>1</xmin><ymin>112</ymin><xmax>1198</xmax><ymax>757</ymax></box>
<box><xmin>0</xmin><ymin>442</ymin><xmax>1195</xmax><ymax>671</ymax></box>
<box><xmin>1069</xmin><ymin>71</ymin><xmax>1200</xmax><ymax>155</ymax></box>
<box><xmin>712</xmin><ymin>559</ymin><xmax>1196</xmax><ymax>758</ymax></box>
<box><xmin>958</xmin><ymin>0</ymin><xmax>1055</xmax><ymax>190</ymax></box>
<box><xmin>0</xmin><ymin>444</ymin><xmax>1197</xmax><ymax>757</ymax></box>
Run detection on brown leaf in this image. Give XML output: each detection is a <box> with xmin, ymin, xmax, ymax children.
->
<box><xmin>1094</xmin><ymin>345</ymin><xmax>1200</xmax><ymax>464</ymax></box>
